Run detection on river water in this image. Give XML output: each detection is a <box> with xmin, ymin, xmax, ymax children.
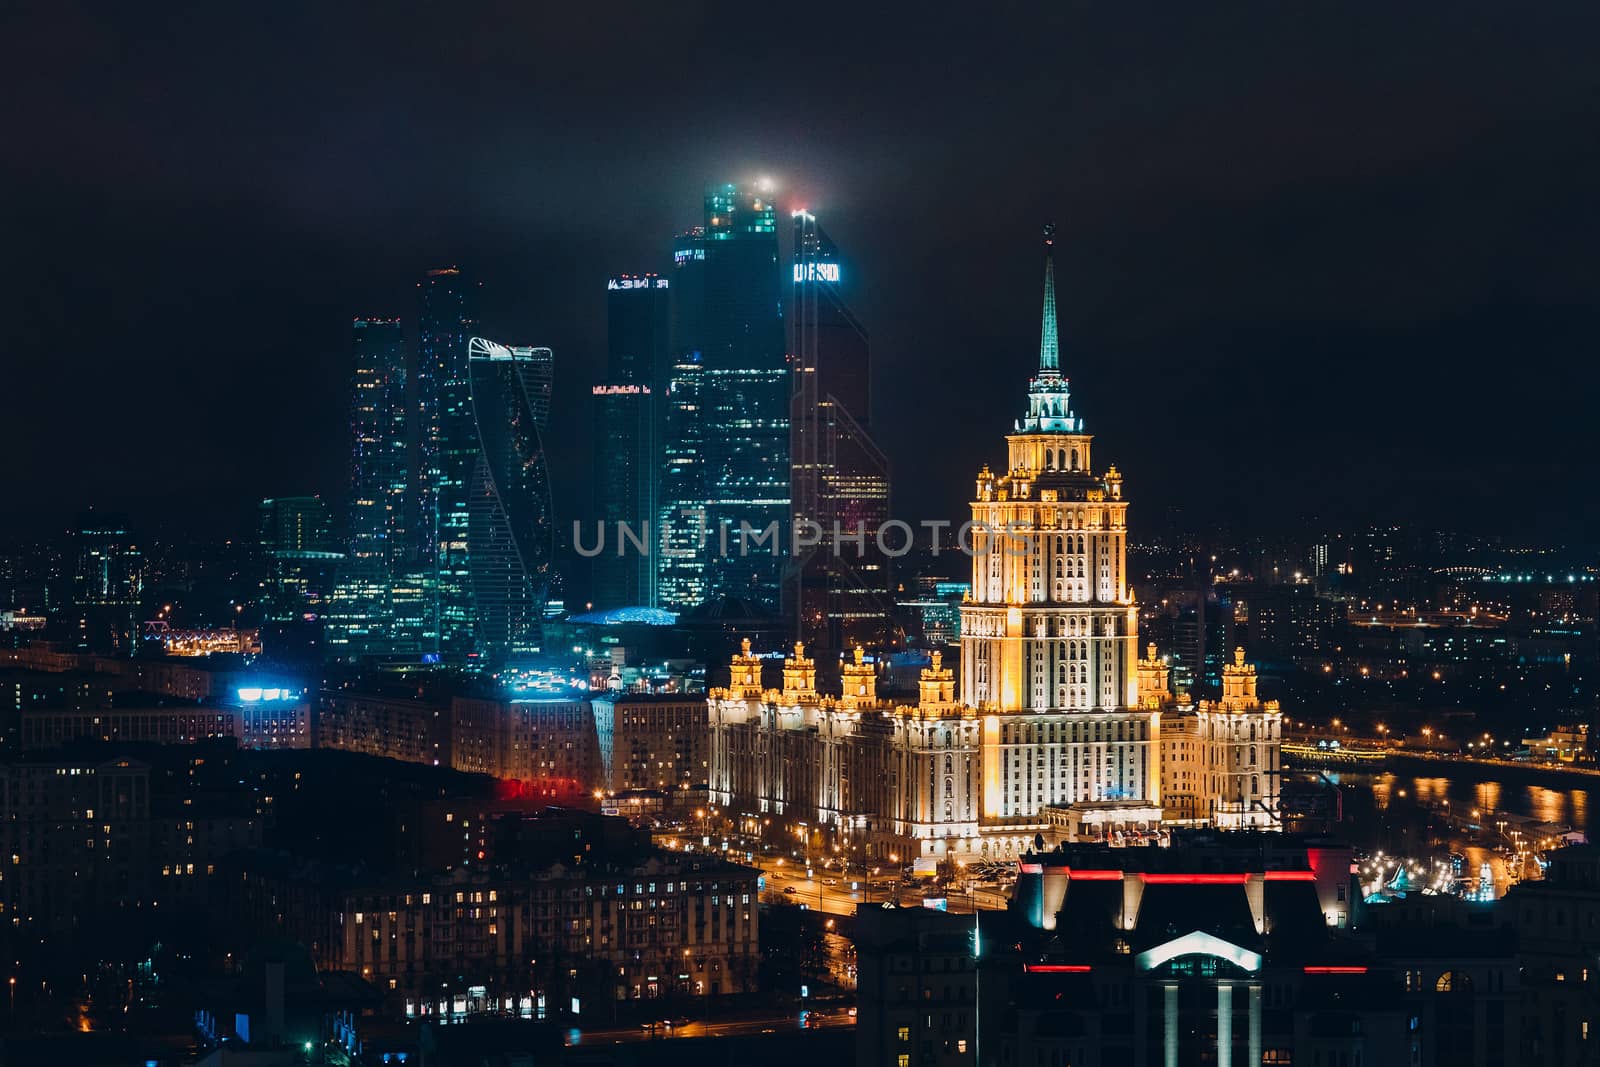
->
<box><xmin>1314</xmin><ymin>766</ymin><xmax>1592</xmax><ymax>896</ymax></box>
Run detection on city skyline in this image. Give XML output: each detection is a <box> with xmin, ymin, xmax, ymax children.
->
<box><xmin>5</xmin><ymin>8</ymin><xmax>1600</xmax><ymax>1065</ymax></box>
<box><xmin>7</xmin><ymin>6</ymin><xmax>1600</xmax><ymax>545</ymax></box>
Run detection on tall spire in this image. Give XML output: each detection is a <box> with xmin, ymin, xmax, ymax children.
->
<box><xmin>1039</xmin><ymin>222</ymin><xmax>1059</xmax><ymax>375</ymax></box>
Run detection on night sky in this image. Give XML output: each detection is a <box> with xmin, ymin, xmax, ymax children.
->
<box><xmin>5</xmin><ymin>3</ymin><xmax>1598</xmax><ymax>546</ymax></box>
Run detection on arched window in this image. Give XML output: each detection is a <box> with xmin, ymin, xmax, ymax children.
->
<box><xmin>1070</xmin><ymin>448</ymin><xmax>1079</xmax><ymax>470</ymax></box>
<box><xmin>1436</xmin><ymin>971</ymin><xmax>1473</xmax><ymax>994</ymax></box>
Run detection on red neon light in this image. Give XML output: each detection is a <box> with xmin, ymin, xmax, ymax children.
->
<box><xmin>1024</xmin><ymin>964</ymin><xmax>1092</xmax><ymax>973</ymax></box>
<box><xmin>1264</xmin><ymin>870</ymin><xmax>1317</xmax><ymax>882</ymax></box>
<box><xmin>1303</xmin><ymin>966</ymin><xmax>1368</xmax><ymax>974</ymax></box>
<box><xmin>1018</xmin><ymin>863</ymin><xmax>1043</xmax><ymax>874</ymax></box>
<box><xmin>1139</xmin><ymin>873</ymin><xmax>1249</xmax><ymax>885</ymax></box>
<box><xmin>1065</xmin><ymin>869</ymin><xmax>1123</xmax><ymax>881</ymax></box>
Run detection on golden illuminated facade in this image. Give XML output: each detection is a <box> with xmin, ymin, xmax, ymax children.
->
<box><xmin>962</xmin><ymin>226</ymin><xmax>1156</xmax><ymax>838</ymax></box>
<box><xmin>707</xmin><ymin>641</ymin><xmax>979</xmax><ymax>858</ymax></box>
<box><xmin>705</xmin><ymin>231</ymin><xmax>1280</xmax><ymax>861</ymax></box>
<box><xmin>1155</xmin><ymin>645</ymin><xmax>1282</xmax><ymax>828</ymax></box>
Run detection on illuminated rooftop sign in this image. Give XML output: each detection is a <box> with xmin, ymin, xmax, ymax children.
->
<box><xmin>608</xmin><ymin>277</ymin><xmax>669</xmax><ymax>290</ymax></box>
<box><xmin>236</xmin><ymin>686</ymin><xmax>302</xmax><ymax>703</ymax></box>
<box><xmin>793</xmin><ymin>262</ymin><xmax>841</xmax><ymax>284</ymax></box>
<box><xmin>592</xmin><ymin>384</ymin><xmax>651</xmax><ymax>396</ymax></box>
<box><xmin>1134</xmin><ymin>931</ymin><xmax>1261</xmax><ymax>973</ymax></box>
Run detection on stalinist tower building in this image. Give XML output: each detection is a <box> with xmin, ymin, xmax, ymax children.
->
<box><xmin>705</xmin><ymin>229</ymin><xmax>1277</xmax><ymax>864</ymax></box>
<box><xmin>961</xmin><ymin>225</ymin><xmax>1161</xmax><ymax>846</ymax></box>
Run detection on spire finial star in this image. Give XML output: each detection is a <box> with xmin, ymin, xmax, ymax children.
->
<box><xmin>1039</xmin><ymin>222</ymin><xmax>1059</xmax><ymax>374</ymax></box>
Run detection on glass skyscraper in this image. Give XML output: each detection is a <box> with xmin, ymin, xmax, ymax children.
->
<box><xmin>348</xmin><ymin>316</ymin><xmax>407</xmax><ymax>582</ymax></box>
<box><xmin>416</xmin><ymin>267</ymin><xmax>479</xmax><ymax>657</ymax></box>
<box><xmin>593</xmin><ymin>274</ymin><xmax>670</xmax><ymax>609</ymax></box>
<box><xmin>661</xmin><ymin>183</ymin><xmax>787</xmax><ymax>611</ymax></box>
<box><xmin>70</xmin><ymin>511</ymin><xmax>142</xmax><ymax>656</ymax></box>
<box><xmin>466</xmin><ymin>338</ymin><xmax>555</xmax><ymax>663</ymax></box>
<box><xmin>656</xmin><ymin>346</ymin><xmax>705</xmax><ymax>610</ymax></box>
<box><xmin>788</xmin><ymin>210</ymin><xmax>892</xmax><ymax>648</ymax></box>
<box><xmin>329</xmin><ymin>316</ymin><xmax>426</xmax><ymax>658</ymax></box>
<box><xmin>258</xmin><ymin>496</ymin><xmax>341</xmax><ymax>624</ymax></box>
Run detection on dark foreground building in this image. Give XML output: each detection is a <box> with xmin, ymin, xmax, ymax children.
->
<box><xmin>856</xmin><ymin>833</ymin><xmax>1533</xmax><ymax>1067</ymax></box>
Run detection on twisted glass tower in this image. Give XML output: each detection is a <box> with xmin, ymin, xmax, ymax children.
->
<box><xmin>466</xmin><ymin>337</ymin><xmax>555</xmax><ymax>663</ymax></box>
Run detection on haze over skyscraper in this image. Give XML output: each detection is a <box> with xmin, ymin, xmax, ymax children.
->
<box><xmin>663</xmin><ymin>182</ymin><xmax>788</xmax><ymax>612</ymax></box>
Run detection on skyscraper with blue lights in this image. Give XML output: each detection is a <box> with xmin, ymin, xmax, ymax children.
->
<box><xmin>416</xmin><ymin>267</ymin><xmax>479</xmax><ymax>657</ymax></box>
<box><xmin>662</xmin><ymin>182</ymin><xmax>788</xmax><ymax>611</ymax></box>
<box><xmin>348</xmin><ymin>316</ymin><xmax>407</xmax><ymax>578</ymax></box>
<box><xmin>329</xmin><ymin>316</ymin><xmax>424</xmax><ymax>657</ymax></box>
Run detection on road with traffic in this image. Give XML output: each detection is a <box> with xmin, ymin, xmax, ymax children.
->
<box><xmin>760</xmin><ymin>864</ymin><xmax>1010</xmax><ymax>915</ymax></box>
<box><xmin>565</xmin><ymin>1008</ymin><xmax>855</xmax><ymax>1046</ymax></box>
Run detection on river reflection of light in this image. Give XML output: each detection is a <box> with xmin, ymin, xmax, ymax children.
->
<box><xmin>1526</xmin><ymin>786</ymin><xmax>1581</xmax><ymax>826</ymax></box>
<box><xmin>1411</xmin><ymin>778</ymin><xmax>1450</xmax><ymax>805</ymax></box>
<box><xmin>1328</xmin><ymin>771</ymin><xmax>1597</xmax><ymax>838</ymax></box>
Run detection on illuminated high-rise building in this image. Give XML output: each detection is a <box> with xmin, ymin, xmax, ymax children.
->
<box><xmin>332</xmin><ymin>317</ymin><xmax>408</xmax><ymax>654</ymax></box>
<box><xmin>258</xmin><ymin>496</ymin><xmax>342</xmax><ymax>624</ymax></box>
<box><xmin>962</xmin><ymin>225</ymin><xmax>1155</xmax><ymax>820</ymax></box>
<box><xmin>69</xmin><ymin>512</ymin><xmax>142</xmax><ymax>656</ymax></box>
<box><xmin>327</xmin><ymin>317</ymin><xmax>431</xmax><ymax>657</ymax></box>
<box><xmin>593</xmin><ymin>274</ymin><xmax>670</xmax><ymax>609</ymax></box>
<box><xmin>655</xmin><ymin>347</ymin><xmax>705</xmax><ymax>610</ymax></box>
<box><xmin>349</xmin><ymin>316</ymin><xmax>408</xmax><ymax>582</ymax></box>
<box><xmin>415</xmin><ymin>267</ymin><xmax>479</xmax><ymax>656</ymax></box>
<box><xmin>709</xmin><ymin>231</ymin><xmax>1284</xmax><ymax>863</ymax></box>
<box><xmin>788</xmin><ymin>210</ymin><xmax>892</xmax><ymax>648</ymax></box>
<box><xmin>662</xmin><ymin>183</ymin><xmax>787</xmax><ymax>611</ymax></box>
<box><xmin>708</xmin><ymin>232</ymin><xmax>1292</xmax><ymax>862</ymax></box>
<box><xmin>467</xmin><ymin>338</ymin><xmax>555</xmax><ymax>663</ymax></box>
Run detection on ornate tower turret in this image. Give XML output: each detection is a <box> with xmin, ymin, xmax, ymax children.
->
<box><xmin>1136</xmin><ymin>643</ymin><xmax>1171</xmax><ymax>710</ymax></box>
<box><xmin>1013</xmin><ymin>223</ymin><xmax>1084</xmax><ymax>440</ymax></box>
<box><xmin>839</xmin><ymin>646</ymin><xmax>877</xmax><ymax>707</ymax></box>
<box><xmin>1219</xmin><ymin>647</ymin><xmax>1258</xmax><ymax>709</ymax></box>
<box><xmin>918</xmin><ymin>650</ymin><xmax>957</xmax><ymax>708</ymax></box>
<box><xmin>728</xmin><ymin>637</ymin><xmax>764</xmax><ymax>699</ymax></box>
<box><xmin>782</xmin><ymin>641</ymin><xmax>818</xmax><ymax>702</ymax></box>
